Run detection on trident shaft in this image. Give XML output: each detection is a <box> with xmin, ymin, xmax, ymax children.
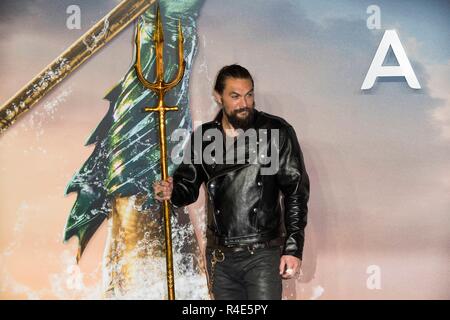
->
<box><xmin>0</xmin><ymin>0</ymin><xmax>155</xmax><ymax>134</ymax></box>
<box><xmin>134</xmin><ymin>5</ymin><xmax>185</xmax><ymax>300</ymax></box>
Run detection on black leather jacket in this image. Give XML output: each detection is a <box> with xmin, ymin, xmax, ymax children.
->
<box><xmin>171</xmin><ymin>109</ymin><xmax>310</xmax><ymax>258</ymax></box>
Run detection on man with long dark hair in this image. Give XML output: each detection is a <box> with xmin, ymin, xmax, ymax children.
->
<box><xmin>154</xmin><ymin>64</ymin><xmax>310</xmax><ymax>299</ymax></box>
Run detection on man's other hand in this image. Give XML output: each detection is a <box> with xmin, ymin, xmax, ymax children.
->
<box><xmin>279</xmin><ymin>255</ymin><xmax>301</xmax><ymax>279</ymax></box>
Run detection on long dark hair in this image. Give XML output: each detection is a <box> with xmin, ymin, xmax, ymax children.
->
<box><xmin>214</xmin><ymin>64</ymin><xmax>254</xmax><ymax>94</ymax></box>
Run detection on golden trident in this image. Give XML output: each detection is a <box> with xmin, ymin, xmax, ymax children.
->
<box><xmin>134</xmin><ymin>5</ymin><xmax>185</xmax><ymax>300</ymax></box>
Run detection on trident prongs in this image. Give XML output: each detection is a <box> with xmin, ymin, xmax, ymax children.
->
<box><xmin>134</xmin><ymin>5</ymin><xmax>185</xmax><ymax>104</ymax></box>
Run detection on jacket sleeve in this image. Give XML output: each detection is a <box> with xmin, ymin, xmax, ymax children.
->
<box><xmin>276</xmin><ymin>125</ymin><xmax>310</xmax><ymax>259</ymax></box>
<box><xmin>170</xmin><ymin>130</ymin><xmax>207</xmax><ymax>208</ymax></box>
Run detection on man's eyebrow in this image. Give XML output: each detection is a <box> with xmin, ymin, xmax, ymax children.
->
<box><xmin>229</xmin><ymin>89</ymin><xmax>254</xmax><ymax>96</ymax></box>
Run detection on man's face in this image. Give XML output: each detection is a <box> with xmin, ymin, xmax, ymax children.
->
<box><xmin>215</xmin><ymin>77</ymin><xmax>255</xmax><ymax>130</ymax></box>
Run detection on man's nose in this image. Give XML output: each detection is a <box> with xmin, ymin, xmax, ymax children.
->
<box><xmin>242</xmin><ymin>97</ymin><xmax>249</xmax><ymax>107</ymax></box>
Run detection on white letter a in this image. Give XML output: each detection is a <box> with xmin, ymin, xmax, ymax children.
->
<box><xmin>361</xmin><ymin>30</ymin><xmax>421</xmax><ymax>90</ymax></box>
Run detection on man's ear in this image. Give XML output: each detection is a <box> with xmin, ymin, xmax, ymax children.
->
<box><xmin>213</xmin><ymin>91</ymin><xmax>222</xmax><ymax>105</ymax></box>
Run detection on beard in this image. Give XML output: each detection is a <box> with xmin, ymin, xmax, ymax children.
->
<box><xmin>224</xmin><ymin>106</ymin><xmax>255</xmax><ymax>130</ymax></box>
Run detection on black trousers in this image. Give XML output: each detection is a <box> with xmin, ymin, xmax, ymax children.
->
<box><xmin>206</xmin><ymin>246</ymin><xmax>282</xmax><ymax>300</ymax></box>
